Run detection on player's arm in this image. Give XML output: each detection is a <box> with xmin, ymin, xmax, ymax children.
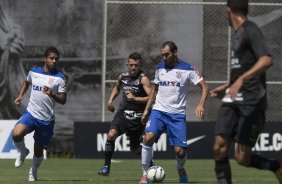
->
<box><xmin>141</xmin><ymin>84</ymin><xmax>158</xmax><ymax>124</ymax></box>
<box><xmin>42</xmin><ymin>86</ymin><xmax>67</xmax><ymax>104</ymax></box>
<box><xmin>210</xmin><ymin>82</ymin><xmax>229</xmax><ymax>99</ymax></box>
<box><xmin>107</xmin><ymin>75</ymin><xmax>121</xmax><ymax>112</ymax></box>
<box><xmin>228</xmin><ymin>55</ymin><xmax>272</xmax><ymax>99</ymax></box>
<box><xmin>126</xmin><ymin>75</ymin><xmax>152</xmax><ymax>103</ymax></box>
<box><xmin>15</xmin><ymin>80</ymin><xmax>30</xmax><ymax>106</ymax></box>
<box><xmin>50</xmin><ymin>92</ymin><xmax>67</xmax><ymax>105</ymax></box>
<box><xmin>195</xmin><ymin>80</ymin><xmax>209</xmax><ymax>120</ymax></box>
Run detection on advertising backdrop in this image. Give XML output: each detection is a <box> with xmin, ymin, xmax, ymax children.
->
<box><xmin>74</xmin><ymin>121</ymin><xmax>282</xmax><ymax>159</ymax></box>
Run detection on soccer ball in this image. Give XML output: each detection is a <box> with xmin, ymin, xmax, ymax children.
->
<box><xmin>147</xmin><ymin>166</ymin><xmax>165</xmax><ymax>183</ymax></box>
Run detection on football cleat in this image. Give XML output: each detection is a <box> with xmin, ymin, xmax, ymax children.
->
<box><xmin>97</xmin><ymin>165</ymin><xmax>110</xmax><ymax>176</ymax></box>
<box><xmin>139</xmin><ymin>175</ymin><xmax>149</xmax><ymax>184</ymax></box>
<box><xmin>178</xmin><ymin>168</ymin><xmax>188</xmax><ymax>183</ymax></box>
<box><xmin>28</xmin><ymin>168</ymin><xmax>37</xmax><ymax>182</ymax></box>
<box><xmin>274</xmin><ymin>158</ymin><xmax>282</xmax><ymax>184</ymax></box>
<box><xmin>15</xmin><ymin>148</ymin><xmax>30</xmax><ymax>168</ymax></box>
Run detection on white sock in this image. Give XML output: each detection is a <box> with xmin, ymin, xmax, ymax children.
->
<box><xmin>176</xmin><ymin>153</ymin><xmax>187</xmax><ymax>170</ymax></box>
<box><xmin>14</xmin><ymin>139</ymin><xmax>27</xmax><ymax>153</ymax></box>
<box><xmin>32</xmin><ymin>155</ymin><xmax>44</xmax><ymax>171</ymax></box>
<box><xmin>141</xmin><ymin>143</ymin><xmax>153</xmax><ymax>176</ymax></box>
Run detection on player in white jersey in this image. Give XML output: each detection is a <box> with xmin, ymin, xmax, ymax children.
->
<box><xmin>138</xmin><ymin>41</ymin><xmax>208</xmax><ymax>184</ymax></box>
<box><xmin>12</xmin><ymin>47</ymin><xmax>67</xmax><ymax>181</ymax></box>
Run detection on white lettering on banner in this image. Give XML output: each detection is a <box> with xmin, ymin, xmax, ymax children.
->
<box><xmin>0</xmin><ymin>120</ymin><xmax>46</xmax><ymax>159</ymax></box>
<box><xmin>97</xmin><ymin>133</ymin><xmax>167</xmax><ymax>152</ymax></box>
<box><xmin>252</xmin><ymin>133</ymin><xmax>282</xmax><ymax>151</ymax></box>
<box><xmin>153</xmin><ymin>134</ymin><xmax>167</xmax><ymax>151</ymax></box>
<box><xmin>97</xmin><ymin>133</ymin><xmax>107</xmax><ymax>151</ymax></box>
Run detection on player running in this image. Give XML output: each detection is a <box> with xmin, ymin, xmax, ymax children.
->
<box><xmin>97</xmin><ymin>52</ymin><xmax>152</xmax><ymax>176</ymax></box>
<box><xmin>12</xmin><ymin>47</ymin><xmax>67</xmax><ymax>181</ymax></box>
<box><xmin>210</xmin><ymin>0</ymin><xmax>282</xmax><ymax>183</ymax></box>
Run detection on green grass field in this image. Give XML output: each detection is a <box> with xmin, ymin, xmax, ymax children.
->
<box><xmin>0</xmin><ymin>159</ymin><xmax>278</xmax><ymax>184</ymax></box>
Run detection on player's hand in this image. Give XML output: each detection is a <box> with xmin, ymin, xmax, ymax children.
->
<box><xmin>210</xmin><ymin>84</ymin><xmax>227</xmax><ymax>99</ymax></box>
<box><xmin>228</xmin><ymin>78</ymin><xmax>243</xmax><ymax>100</ymax></box>
<box><xmin>141</xmin><ymin>110</ymin><xmax>150</xmax><ymax>125</ymax></box>
<box><xmin>126</xmin><ymin>91</ymin><xmax>135</xmax><ymax>101</ymax></box>
<box><xmin>14</xmin><ymin>97</ymin><xmax>22</xmax><ymax>106</ymax></box>
<box><xmin>107</xmin><ymin>102</ymin><xmax>115</xmax><ymax>113</ymax></box>
<box><xmin>195</xmin><ymin>105</ymin><xmax>205</xmax><ymax>120</ymax></box>
<box><xmin>42</xmin><ymin>86</ymin><xmax>53</xmax><ymax>96</ymax></box>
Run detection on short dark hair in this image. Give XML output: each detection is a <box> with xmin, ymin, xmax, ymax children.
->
<box><xmin>161</xmin><ymin>41</ymin><xmax>177</xmax><ymax>53</ymax></box>
<box><xmin>128</xmin><ymin>52</ymin><xmax>142</xmax><ymax>62</ymax></box>
<box><xmin>44</xmin><ymin>46</ymin><xmax>60</xmax><ymax>58</ymax></box>
<box><xmin>227</xmin><ymin>0</ymin><xmax>248</xmax><ymax>16</ymax></box>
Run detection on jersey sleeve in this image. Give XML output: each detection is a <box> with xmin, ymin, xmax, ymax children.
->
<box><xmin>26</xmin><ymin>70</ymin><xmax>32</xmax><ymax>82</ymax></box>
<box><xmin>246</xmin><ymin>24</ymin><xmax>270</xmax><ymax>59</ymax></box>
<box><xmin>153</xmin><ymin>69</ymin><xmax>160</xmax><ymax>84</ymax></box>
<box><xmin>58</xmin><ymin>77</ymin><xmax>67</xmax><ymax>93</ymax></box>
<box><xmin>189</xmin><ymin>66</ymin><xmax>203</xmax><ymax>85</ymax></box>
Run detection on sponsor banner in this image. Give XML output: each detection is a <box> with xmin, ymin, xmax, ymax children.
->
<box><xmin>74</xmin><ymin>121</ymin><xmax>282</xmax><ymax>159</ymax></box>
<box><xmin>0</xmin><ymin>120</ymin><xmax>46</xmax><ymax>159</ymax></box>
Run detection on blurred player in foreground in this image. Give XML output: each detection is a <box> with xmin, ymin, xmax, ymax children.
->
<box><xmin>97</xmin><ymin>52</ymin><xmax>152</xmax><ymax>176</ymax></box>
<box><xmin>12</xmin><ymin>47</ymin><xmax>67</xmax><ymax>181</ymax></box>
<box><xmin>210</xmin><ymin>0</ymin><xmax>282</xmax><ymax>183</ymax></box>
<box><xmin>139</xmin><ymin>41</ymin><xmax>208</xmax><ymax>183</ymax></box>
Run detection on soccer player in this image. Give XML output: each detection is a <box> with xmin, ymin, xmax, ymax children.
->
<box><xmin>12</xmin><ymin>47</ymin><xmax>67</xmax><ymax>181</ymax></box>
<box><xmin>139</xmin><ymin>41</ymin><xmax>209</xmax><ymax>184</ymax></box>
<box><xmin>97</xmin><ymin>52</ymin><xmax>152</xmax><ymax>176</ymax></box>
<box><xmin>210</xmin><ymin>0</ymin><xmax>282</xmax><ymax>183</ymax></box>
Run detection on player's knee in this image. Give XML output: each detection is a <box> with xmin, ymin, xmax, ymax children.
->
<box><xmin>12</xmin><ymin>129</ymin><xmax>24</xmax><ymax>142</ymax></box>
<box><xmin>174</xmin><ymin>147</ymin><xmax>185</xmax><ymax>158</ymax></box>
<box><xmin>234</xmin><ymin>153</ymin><xmax>250</xmax><ymax>166</ymax></box>
<box><xmin>107</xmin><ymin>130</ymin><xmax>118</xmax><ymax>140</ymax></box>
<box><xmin>213</xmin><ymin>143</ymin><xmax>228</xmax><ymax>159</ymax></box>
<box><xmin>143</xmin><ymin>132</ymin><xmax>156</xmax><ymax>145</ymax></box>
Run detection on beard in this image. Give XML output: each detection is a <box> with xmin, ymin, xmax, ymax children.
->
<box><xmin>164</xmin><ymin>55</ymin><xmax>178</xmax><ymax>68</ymax></box>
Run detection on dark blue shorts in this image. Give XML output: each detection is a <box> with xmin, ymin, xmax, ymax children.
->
<box><xmin>17</xmin><ymin>110</ymin><xmax>55</xmax><ymax>149</ymax></box>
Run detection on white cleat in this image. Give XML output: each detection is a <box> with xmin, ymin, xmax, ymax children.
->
<box><xmin>28</xmin><ymin>168</ymin><xmax>37</xmax><ymax>182</ymax></box>
<box><xmin>15</xmin><ymin>148</ymin><xmax>30</xmax><ymax>168</ymax></box>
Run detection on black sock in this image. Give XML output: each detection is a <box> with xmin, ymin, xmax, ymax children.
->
<box><xmin>104</xmin><ymin>139</ymin><xmax>115</xmax><ymax>167</ymax></box>
<box><xmin>215</xmin><ymin>158</ymin><xmax>232</xmax><ymax>184</ymax></box>
<box><xmin>249</xmin><ymin>154</ymin><xmax>280</xmax><ymax>172</ymax></box>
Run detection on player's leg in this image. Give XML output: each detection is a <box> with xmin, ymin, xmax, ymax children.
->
<box><xmin>97</xmin><ymin>128</ymin><xmax>119</xmax><ymax>176</ymax></box>
<box><xmin>167</xmin><ymin>112</ymin><xmax>188</xmax><ymax>183</ymax></box>
<box><xmin>139</xmin><ymin>109</ymin><xmax>163</xmax><ymax>183</ymax></box>
<box><xmin>213</xmin><ymin>104</ymin><xmax>236</xmax><ymax>184</ymax></box>
<box><xmin>12</xmin><ymin>111</ymin><xmax>35</xmax><ymax>168</ymax></box>
<box><xmin>29</xmin><ymin>143</ymin><xmax>44</xmax><ymax>182</ymax></box>
<box><xmin>235</xmin><ymin>106</ymin><xmax>281</xmax><ymax>182</ymax></box>
<box><xmin>28</xmin><ymin>119</ymin><xmax>54</xmax><ymax>181</ymax></box>
<box><xmin>98</xmin><ymin>113</ymin><xmax>124</xmax><ymax>176</ymax></box>
<box><xmin>214</xmin><ymin>135</ymin><xmax>232</xmax><ymax>184</ymax></box>
<box><xmin>12</xmin><ymin>123</ymin><xmax>30</xmax><ymax>167</ymax></box>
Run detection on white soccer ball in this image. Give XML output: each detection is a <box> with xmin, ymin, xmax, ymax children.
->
<box><xmin>147</xmin><ymin>166</ymin><xmax>165</xmax><ymax>183</ymax></box>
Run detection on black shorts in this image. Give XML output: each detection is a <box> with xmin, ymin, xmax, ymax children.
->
<box><xmin>214</xmin><ymin>103</ymin><xmax>265</xmax><ymax>147</ymax></box>
<box><xmin>110</xmin><ymin>110</ymin><xmax>145</xmax><ymax>149</ymax></box>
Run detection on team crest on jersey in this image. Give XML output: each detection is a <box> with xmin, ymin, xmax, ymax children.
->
<box><xmin>48</xmin><ymin>78</ymin><xmax>55</xmax><ymax>85</ymax></box>
<box><xmin>176</xmin><ymin>71</ymin><xmax>182</xmax><ymax>79</ymax></box>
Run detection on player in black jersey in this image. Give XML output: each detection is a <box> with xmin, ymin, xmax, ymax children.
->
<box><xmin>210</xmin><ymin>0</ymin><xmax>282</xmax><ymax>183</ymax></box>
<box><xmin>97</xmin><ymin>52</ymin><xmax>152</xmax><ymax>176</ymax></box>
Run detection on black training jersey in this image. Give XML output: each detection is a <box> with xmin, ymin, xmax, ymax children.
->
<box><xmin>118</xmin><ymin>70</ymin><xmax>148</xmax><ymax>112</ymax></box>
<box><xmin>229</xmin><ymin>20</ymin><xmax>270</xmax><ymax>107</ymax></box>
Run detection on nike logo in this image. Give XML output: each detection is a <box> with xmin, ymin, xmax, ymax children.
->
<box><xmin>186</xmin><ymin>135</ymin><xmax>206</xmax><ymax>145</ymax></box>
